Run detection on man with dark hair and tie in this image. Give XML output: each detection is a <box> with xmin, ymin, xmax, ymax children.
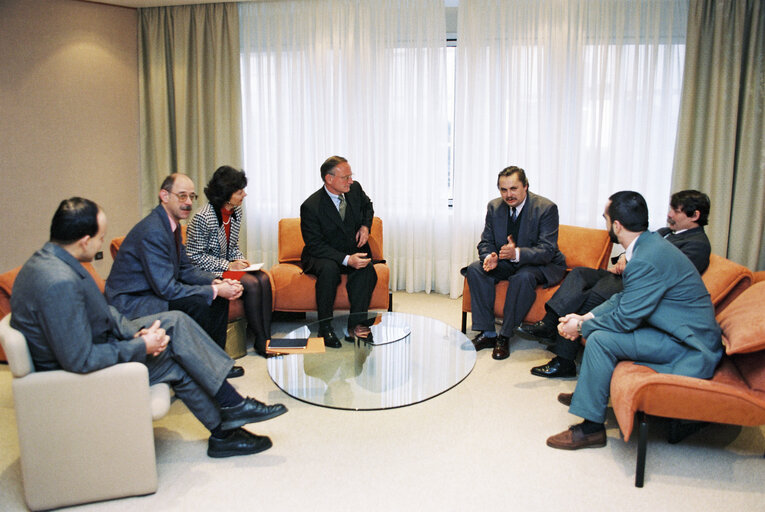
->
<box><xmin>12</xmin><ymin>197</ymin><xmax>286</xmax><ymax>458</ymax></box>
<box><xmin>106</xmin><ymin>173</ymin><xmax>246</xmax><ymax>378</ymax></box>
<box><xmin>465</xmin><ymin>166</ymin><xmax>567</xmax><ymax>360</ymax></box>
<box><xmin>546</xmin><ymin>191</ymin><xmax>720</xmax><ymax>450</ymax></box>
<box><xmin>299</xmin><ymin>156</ymin><xmax>377</xmax><ymax>348</ymax></box>
<box><xmin>517</xmin><ymin>189</ymin><xmax>712</xmax><ymax>378</ymax></box>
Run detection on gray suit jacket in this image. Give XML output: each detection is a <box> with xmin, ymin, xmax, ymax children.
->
<box><xmin>582</xmin><ymin>231</ymin><xmax>722</xmax><ymax>378</ymax></box>
<box><xmin>477</xmin><ymin>191</ymin><xmax>567</xmax><ymax>287</ymax></box>
<box><xmin>105</xmin><ymin>205</ymin><xmax>216</xmax><ymax>319</ymax></box>
<box><xmin>11</xmin><ymin>243</ymin><xmax>146</xmax><ymax>372</ymax></box>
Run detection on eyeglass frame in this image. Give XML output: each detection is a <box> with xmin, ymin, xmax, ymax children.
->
<box><xmin>168</xmin><ymin>191</ymin><xmax>198</xmax><ymax>202</ymax></box>
<box><xmin>329</xmin><ymin>172</ymin><xmax>354</xmax><ymax>182</ymax></box>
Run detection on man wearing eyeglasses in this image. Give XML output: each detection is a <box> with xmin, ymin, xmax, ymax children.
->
<box><xmin>299</xmin><ymin>156</ymin><xmax>377</xmax><ymax>347</ymax></box>
<box><xmin>106</xmin><ymin>173</ymin><xmax>245</xmax><ymax>378</ymax></box>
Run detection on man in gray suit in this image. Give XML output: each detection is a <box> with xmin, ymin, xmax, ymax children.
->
<box><xmin>11</xmin><ymin>198</ymin><xmax>286</xmax><ymax>458</ymax></box>
<box><xmin>106</xmin><ymin>173</ymin><xmax>245</xmax><ymax>377</ymax></box>
<box><xmin>465</xmin><ymin>166</ymin><xmax>566</xmax><ymax>360</ymax></box>
<box><xmin>546</xmin><ymin>191</ymin><xmax>722</xmax><ymax>450</ymax></box>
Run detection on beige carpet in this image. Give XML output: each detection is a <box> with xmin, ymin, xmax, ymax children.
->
<box><xmin>1</xmin><ymin>291</ymin><xmax>764</xmax><ymax>511</ymax></box>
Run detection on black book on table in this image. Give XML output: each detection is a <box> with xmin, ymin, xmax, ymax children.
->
<box><xmin>268</xmin><ymin>338</ymin><xmax>309</xmax><ymax>349</ymax></box>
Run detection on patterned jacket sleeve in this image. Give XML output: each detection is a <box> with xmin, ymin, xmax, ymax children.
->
<box><xmin>186</xmin><ymin>205</ymin><xmax>230</xmax><ymax>276</ymax></box>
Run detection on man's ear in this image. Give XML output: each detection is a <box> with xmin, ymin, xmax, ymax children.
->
<box><xmin>159</xmin><ymin>189</ymin><xmax>170</xmax><ymax>204</ymax></box>
<box><xmin>689</xmin><ymin>210</ymin><xmax>701</xmax><ymax>222</ymax></box>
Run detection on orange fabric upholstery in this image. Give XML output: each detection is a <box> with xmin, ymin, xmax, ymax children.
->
<box><xmin>753</xmin><ymin>270</ymin><xmax>765</xmax><ymax>284</ymax></box>
<box><xmin>0</xmin><ymin>262</ymin><xmax>104</xmax><ymax>362</ymax></box>
<box><xmin>270</xmin><ymin>217</ymin><xmax>391</xmax><ymax>312</ymax></box>
<box><xmin>702</xmin><ymin>253</ymin><xmax>754</xmax><ymax>313</ymax></box>
<box><xmin>460</xmin><ymin>224</ymin><xmax>612</xmax><ymax>329</ymax></box>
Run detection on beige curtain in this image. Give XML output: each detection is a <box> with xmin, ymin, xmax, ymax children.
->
<box><xmin>672</xmin><ymin>0</ymin><xmax>765</xmax><ymax>270</ymax></box>
<box><xmin>138</xmin><ymin>3</ymin><xmax>242</xmax><ymax>215</ymax></box>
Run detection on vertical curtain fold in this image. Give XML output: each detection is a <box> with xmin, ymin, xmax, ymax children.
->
<box><xmin>138</xmin><ymin>3</ymin><xmax>242</xmax><ymax>215</ymax></box>
<box><xmin>239</xmin><ymin>0</ymin><xmax>450</xmax><ymax>292</ymax></box>
<box><xmin>672</xmin><ymin>0</ymin><xmax>765</xmax><ymax>270</ymax></box>
<box><xmin>450</xmin><ymin>0</ymin><xmax>687</xmax><ymax>297</ymax></box>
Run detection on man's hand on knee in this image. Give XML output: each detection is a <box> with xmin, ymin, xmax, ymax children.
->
<box><xmin>348</xmin><ymin>252</ymin><xmax>372</xmax><ymax>269</ymax></box>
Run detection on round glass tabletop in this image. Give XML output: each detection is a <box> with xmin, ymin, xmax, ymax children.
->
<box><xmin>267</xmin><ymin>312</ymin><xmax>477</xmax><ymax>410</ymax></box>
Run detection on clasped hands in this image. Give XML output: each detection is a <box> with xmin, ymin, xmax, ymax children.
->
<box><xmin>348</xmin><ymin>226</ymin><xmax>372</xmax><ymax>269</ymax></box>
<box><xmin>482</xmin><ymin>235</ymin><xmax>517</xmax><ymax>272</ymax></box>
<box><xmin>557</xmin><ymin>312</ymin><xmax>594</xmax><ymax>340</ymax></box>
<box><xmin>213</xmin><ymin>278</ymin><xmax>244</xmax><ymax>300</ymax></box>
<box><xmin>135</xmin><ymin>319</ymin><xmax>169</xmax><ymax>356</ymax></box>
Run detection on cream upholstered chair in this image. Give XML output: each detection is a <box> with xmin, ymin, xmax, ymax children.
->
<box><xmin>0</xmin><ymin>314</ymin><xmax>171</xmax><ymax>511</ymax></box>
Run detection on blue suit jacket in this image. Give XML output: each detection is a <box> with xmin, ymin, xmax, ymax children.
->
<box><xmin>105</xmin><ymin>205</ymin><xmax>216</xmax><ymax>319</ymax></box>
<box><xmin>582</xmin><ymin>231</ymin><xmax>722</xmax><ymax>378</ymax></box>
<box><xmin>477</xmin><ymin>191</ymin><xmax>567</xmax><ymax>287</ymax></box>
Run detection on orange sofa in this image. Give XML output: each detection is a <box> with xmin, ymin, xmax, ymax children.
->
<box><xmin>269</xmin><ymin>217</ymin><xmax>391</xmax><ymax>313</ymax></box>
<box><xmin>609</xmin><ymin>254</ymin><xmax>763</xmax><ymax>487</ymax></box>
<box><xmin>460</xmin><ymin>224</ymin><xmax>613</xmax><ymax>333</ymax></box>
<box><xmin>0</xmin><ymin>262</ymin><xmax>105</xmax><ymax>363</ymax></box>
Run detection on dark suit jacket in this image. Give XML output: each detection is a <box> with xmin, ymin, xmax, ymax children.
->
<box><xmin>105</xmin><ymin>205</ymin><xmax>216</xmax><ymax>319</ymax></box>
<box><xmin>300</xmin><ymin>182</ymin><xmax>374</xmax><ymax>271</ymax></box>
<box><xmin>582</xmin><ymin>231</ymin><xmax>722</xmax><ymax>378</ymax></box>
<box><xmin>477</xmin><ymin>191</ymin><xmax>567</xmax><ymax>287</ymax></box>
<box><xmin>11</xmin><ymin>243</ymin><xmax>146</xmax><ymax>372</ymax></box>
<box><xmin>656</xmin><ymin>226</ymin><xmax>711</xmax><ymax>274</ymax></box>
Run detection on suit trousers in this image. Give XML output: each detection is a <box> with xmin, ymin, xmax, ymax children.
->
<box><xmin>569</xmin><ymin>327</ymin><xmax>695</xmax><ymax>423</ymax></box>
<box><xmin>168</xmin><ymin>295</ymin><xmax>229</xmax><ymax>350</ymax></box>
<box><xmin>308</xmin><ymin>258</ymin><xmax>377</xmax><ymax>327</ymax></box>
<box><xmin>137</xmin><ymin>310</ymin><xmax>234</xmax><ymax>431</ymax></box>
<box><xmin>466</xmin><ymin>259</ymin><xmax>546</xmax><ymax>337</ymax></box>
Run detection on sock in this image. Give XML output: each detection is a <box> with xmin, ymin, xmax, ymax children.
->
<box><xmin>579</xmin><ymin>419</ymin><xmax>605</xmax><ymax>434</ymax></box>
<box><xmin>542</xmin><ymin>309</ymin><xmax>558</xmax><ymax>328</ymax></box>
<box><xmin>482</xmin><ymin>330</ymin><xmax>497</xmax><ymax>338</ymax></box>
<box><xmin>215</xmin><ymin>380</ymin><xmax>244</xmax><ymax>408</ymax></box>
<box><xmin>210</xmin><ymin>424</ymin><xmax>234</xmax><ymax>439</ymax></box>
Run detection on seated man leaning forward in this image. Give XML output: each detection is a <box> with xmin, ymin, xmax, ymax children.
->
<box><xmin>105</xmin><ymin>173</ymin><xmax>246</xmax><ymax>379</ymax></box>
<box><xmin>546</xmin><ymin>191</ymin><xmax>721</xmax><ymax>450</ymax></box>
<box><xmin>465</xmin><ymin>166</ymin><xmax>566</xmax><ymax>360</ymax></box>
<box><xmin>10</xmin><ymin>198</ymin><xmax>287</xmax><ymax>458</ymax></box>
<box><xmin>517</xmin><ymin>189</ymin><xmax>712</xmax><ymax>378</ymax></box>
<box><xmin>300</xmin><ymin>156</ymin><xmax>377</xmax><ymax>348</ymax></box>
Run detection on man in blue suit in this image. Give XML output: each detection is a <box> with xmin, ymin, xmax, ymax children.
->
<box><xmin>105</xmin><ymin>174</ymin><xmax>245</xmax><ymax>377</ymax></box>
<box><xmin>465</xmin><ymin>166</ymin><xmax>567</xmax><ymax>360</ymax></box>
<box><xmin>546</xmin><ymin>191</ymin><xmax>722</xmax><ymax>450</ymax></box>
<box><xmin>12</xmin><ymin>198</ymin><xmax>286</xmax><ymax>458</ymax></box>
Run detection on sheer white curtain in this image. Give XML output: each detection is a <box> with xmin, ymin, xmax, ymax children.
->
<box><xmin>450</xmin><ymin>0</ymin><xmax>687</xmax><ymax>297</ymax></box>
<box><xmin>239</xmin><ymin>0</ymin><xmax>451</xmax><ymax>293</ymax></box>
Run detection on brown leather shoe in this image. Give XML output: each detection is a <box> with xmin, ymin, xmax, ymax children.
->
<box><xmin>557</xmin><ymin>392</ymin><xmax>573</xmax><ymax>406</ymax></box>
<box><xmin>546</xmin><ymin>424</ymin><xmax>606</xmax><ymax>450</ymax></box>
<box><xmin>491</xmin><ymin>335</ymin><xmax>510</xmax><ymax>360</ymax></box>
<box><xmin>471</xmin><ymin>332</ymin><xmax>497</xmax><ymax>351</ymax></box>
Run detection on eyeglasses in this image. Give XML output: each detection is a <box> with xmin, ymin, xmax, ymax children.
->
<box><xmin>331</xmin><ymin>173</ymin><xmax>354</xmax><ymax>182</ymax></box>
<box><xmin>169</xmin><ymin>192</ymin><xmax>198</xmax><ymax>202</ymax></box>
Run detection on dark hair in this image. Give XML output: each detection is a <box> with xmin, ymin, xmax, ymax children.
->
<box><xmin>607</xmin><ymin>191</ymin><xmax>649</xmax><ymax>232</ymax></box>
<box><xmin>158</xmin><ymin>173</ymin><xmax>178</xmax><ymax>204</ymax></box>
<box><xmin>320</xmin><ymin>156</ymin><xmax>348</xmax><ymax>180</ymax></box>
<box><xmin>497</xmin><ymin>166</ymin><xmax>528</xmax><ymax>188</ymax></box>
<box><xmin>50</xmin><ymin>197</ymin><xmax>100</xmax><ymax>244</ymax></box>
<box><xmin>670</xmin><ymin>189</ymin><xmax>710</xmax><ymax>227</ymax></box>
<box><xmin>204</xmin><ymin>166</ymin><xmax>248</xmax><ymax>210</ymax></box>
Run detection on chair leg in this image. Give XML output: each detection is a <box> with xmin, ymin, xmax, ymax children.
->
<box><xmin>461</xmin><ymin>312</ymin><xmax>467</xmax><ymax>333</ymax></box>
<box><xmin>388</xmin><ymin>292</ymin><xmax>393</xmax><ymax>312</ymax></box>
<box><xmin>635</xmin><ymin>411</ymin><xmax>648</xmax><ymax>488</ymax></box>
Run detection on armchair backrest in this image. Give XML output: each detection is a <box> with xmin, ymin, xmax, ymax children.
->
<box><xmin>702</xmin><ymin>253</ymin><xmax>753</xmax><ymax>313</ymax></box>
<box><xmin>0</xmin><ymin>314</ymin><xmax>35</xmax><ymax>378</ymax></box>
<box><xmin>557</xmin><ymin>224</ymin><xmax>613</xmax><ymax>270</ymax></box>
<box><xmin>277</xmin><ymin>217</ymin><xmax>384</xmax><ymax>263</ymax></box>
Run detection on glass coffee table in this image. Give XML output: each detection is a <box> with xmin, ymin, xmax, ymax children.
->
<box><xmin>267</xmin><ymin>312</ymin><xmax>476</xmax><ymax>410</ymax></box>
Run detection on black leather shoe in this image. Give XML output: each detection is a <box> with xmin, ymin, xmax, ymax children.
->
<box><xmin>320</xmin><ymin>329</ymin><xmax>342</xmax><ymax>348</ymax></box>
<box><xmin>220</xmin><ymin>397</ymin><xmax>288</xmax><ymax>430</ymax></box>
<box><xmin>227</xmin><ymin>366</ymin><xmax>245</xmax><ymax>379</ymax></box>
<box><xmin>472</xmin><ymin>332</ymin><xmax>498</xmax><ymax>351</ymax></box>
<box><xmin>491</xmin><ymin>335</ymin><xmax>510</xmax><ymax>360</ymax></box>
<box><xmin>514</xmin><ymin>321</ymin><xmax>556</xmax><ymax>344</ymax></box>
<box><xmin>531</xmin><ymin>357</ymin><xmax>576</xmax><ymax>378</ymax></box>
<box><xmin>207</xmin><ymin>428</ymin><xmax>272</xmax><ymax>458</ymax></box>
<box><xmin>558</xmin><ymin>392</ymin><xmax>573</xmax><ymax>406</ymax></box>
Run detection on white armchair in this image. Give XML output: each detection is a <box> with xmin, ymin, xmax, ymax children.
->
<box><xmin>0</xmin><ymin>314</ymin><xmax>171</xmax><ymax>511</ymax></box>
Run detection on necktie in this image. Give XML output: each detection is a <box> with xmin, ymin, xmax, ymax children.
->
<box><xmin>338</xmin><ymin>194</ymin><xmax>346</xmax><ymax>220</ymax></box>
<box><xmin>174</xmin><ymin>226</ymin><xmax>182</xmax><ymax>257</ymax></box>
<box><xmin>511</xmin><ymin>207</ymin><xmax>517</xmax><ymax>223</ymax></box>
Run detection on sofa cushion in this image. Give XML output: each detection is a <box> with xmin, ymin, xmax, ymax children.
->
<box><xmin>702</xmin><ymin>254</ymin><xmax>753</xmax><ymax>313</ymax></box>
<box><xmin>718</xmin><ymin>281</ymin><xmax>765</xmax><ymax>354</ymax></box>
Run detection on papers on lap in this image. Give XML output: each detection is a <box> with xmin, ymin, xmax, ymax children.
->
<box><xmin>242</xmin><ymin>263</ymin><xmax>263</xmax><ymax>271</ymax></box>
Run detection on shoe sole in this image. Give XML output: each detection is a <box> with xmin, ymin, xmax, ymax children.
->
<box><xmin>530</xmin><ymin>369</ymin><xmax>577</xmax><ymax>378</ymax></box>
<box><xmin>492</xmin><ymin>353</ymin><xmax>509</xmax><ymax>360</ymax></box>
<box><xmin>220</xmin><ymin>406</ymin><xmax>288</xmax><ymax>431</ymax></box>
<box><xmin>546</xmin><ymin>438</ymin><xmax>606</xmax><ymax>450</ymax></box>
<box><xmin>207</xmin><ymin>439</ymin><xmax>273</xmax><ymax>458</ymax></box>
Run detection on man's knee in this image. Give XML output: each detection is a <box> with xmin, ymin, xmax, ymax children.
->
<box><xmin>508</xmin><ymin>269</ymin><xmax>538</xmax><ymax>291</ymax></box>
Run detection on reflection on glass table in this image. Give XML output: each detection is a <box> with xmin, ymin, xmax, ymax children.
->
<box><xmin>267</xmin><ymin>312</ymin><xmax>476</xmax><ymax>410</ymax></box>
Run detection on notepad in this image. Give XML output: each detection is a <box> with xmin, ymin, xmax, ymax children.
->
<box><xmin>242</xmin><ymin>263</ymin><xmax>263</xmax><ymax>271</ymax></box>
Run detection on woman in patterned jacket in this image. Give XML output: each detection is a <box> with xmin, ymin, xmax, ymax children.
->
<box><xmin>186</xmin><ymin>166</ymin><xmax>272</xmax><ymax>355</ymax></box>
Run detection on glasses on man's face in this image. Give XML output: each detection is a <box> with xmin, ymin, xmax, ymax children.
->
<box><xmin>169</xmin><ymin>192</ymin><xmax>198</xmax><ymax>202</ymax></box>
<box><xmin>331</xmin><ymin>173</ymin><xmax>353</xmax><ymax>182</ymax></box>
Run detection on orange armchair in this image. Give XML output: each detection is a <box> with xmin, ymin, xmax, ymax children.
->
<box><xmin>461</xmin><ymin>224</ymin><xmax>613</xmax><ymax>332</ymax></box>
<box><xmin>269</xmin><ymin>217</ymin><xmax>391</xmax><ymax>313</ymax></box>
